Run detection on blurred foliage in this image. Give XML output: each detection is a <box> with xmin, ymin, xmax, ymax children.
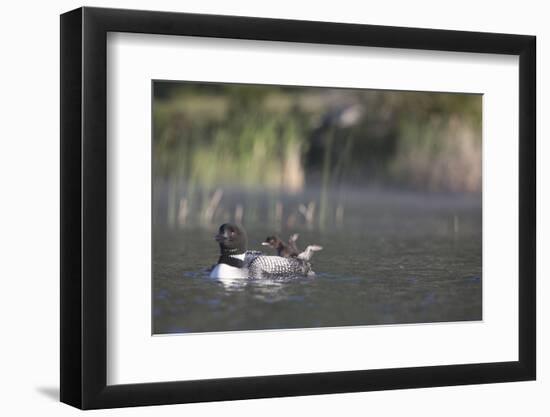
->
<box><xmin>153</xmin><ymin>81</ymin><xmax>481</xmax><ymax>228</ymax></box>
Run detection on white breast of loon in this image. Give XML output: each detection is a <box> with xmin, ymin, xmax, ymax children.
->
<box><xmin>209</xmin><ymin>253</ymin><xmax>248</xmax><ymax>279</ymax></box>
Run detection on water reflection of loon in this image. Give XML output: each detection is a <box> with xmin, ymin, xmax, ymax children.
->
<box><xmin>209</xmin><ymin>223</ymin><xmax>322</xmax><ymax>281</ymax></box>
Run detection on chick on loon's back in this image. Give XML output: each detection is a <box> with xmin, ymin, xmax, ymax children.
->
<box><xmin>209</xmin><ymin>223</ymin><xmax>320</xmax><ymax>279</ymax></box>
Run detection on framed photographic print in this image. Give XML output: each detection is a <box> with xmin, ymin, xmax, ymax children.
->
<box><xmin>60</xmin><ymin>6</ymin><xmax>536</xmax><ymax>409</ymax></box>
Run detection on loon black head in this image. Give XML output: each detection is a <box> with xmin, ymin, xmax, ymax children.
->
<box><xmin>215</xmin><ymin>223</ymin><xmax>248</xmax><ymax>255</ymax></box>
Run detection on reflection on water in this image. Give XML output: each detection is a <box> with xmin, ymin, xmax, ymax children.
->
<box><xmin>153</xmin><ymin>190</ymin><xmax>482</xmax><ymax>334</ymax></box>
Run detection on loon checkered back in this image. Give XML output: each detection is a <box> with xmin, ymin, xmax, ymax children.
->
<box><xmin>244</xmin><ymin>252</ymin><xmax>311</xmax><ymax>279</ymax></box>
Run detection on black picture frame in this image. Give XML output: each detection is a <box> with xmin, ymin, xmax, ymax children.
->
<box><xmin>60</xmin><ymin>6</ymin><xmax>536</xmax><ymax>410</ymax></box>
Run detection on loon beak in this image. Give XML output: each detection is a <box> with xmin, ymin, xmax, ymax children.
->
<box><xmin>261</xmin><ymin>242</ymin><xmax>270</xmax><ymax>246</ymax></box>
<box><xmin>215</xmin><ymin>234</ymin><xmax>225</xmax><ymax>243</ymax></box>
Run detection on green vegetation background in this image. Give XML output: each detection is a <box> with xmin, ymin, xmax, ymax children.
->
<box><xmin>153</xmin><ymin>82</ymin><xmax>481</xmax><ymax>228</ymax></box>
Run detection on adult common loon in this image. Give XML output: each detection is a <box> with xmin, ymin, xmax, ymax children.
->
<box><xmin>209</xmin><ymin>223</ymin><xmax>322</xmax><ymax>280</ymax></box>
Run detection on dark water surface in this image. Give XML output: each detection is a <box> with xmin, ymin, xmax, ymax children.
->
<box><xmin>153</xmin><ymin>191</ymin><xmax>482</xmax><ymax>334</ymax></box>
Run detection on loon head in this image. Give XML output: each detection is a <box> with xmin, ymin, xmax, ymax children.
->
<box><xmin>261</xmin><ymin>235</ymin><xmax>283</xmax><ymax>250</ymax></box>
<box><xmin>215</xmin><ymin>223</ymin><xmax>248</xmax><ymax>255</ymax></box>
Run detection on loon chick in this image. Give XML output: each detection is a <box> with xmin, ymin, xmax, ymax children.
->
<box><xmin>262</xmin><ymin>234</ymin><xmax>323</xmax><ymax>261</ymax></box>
<box><xmin>209</xmin><ymin>223</ymin><xmax>319</xmax><ymax>280</ymax></box>
<box><xmin>261</xmin><ymin>235</ymin><xmax>299</xmax><ymax>257</ymax></box>
<box><xmin>288</xmin><ymin>233</ymin><xmax>300</xmax><ymax>254</ymax></box>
